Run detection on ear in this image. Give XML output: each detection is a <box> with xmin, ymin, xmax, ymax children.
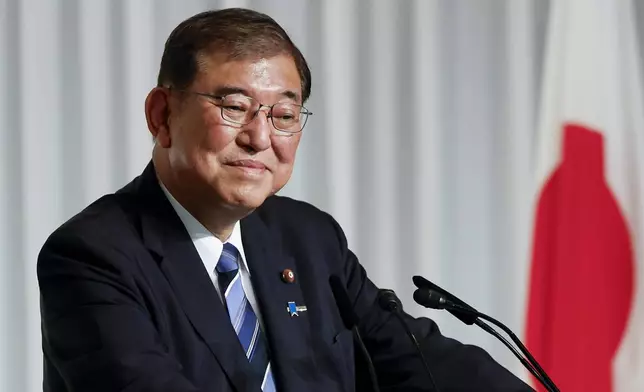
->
<box><xmin>145</xmin><ymin>87</ymin><xmax>172</xmax><ymax>148</ymax></box>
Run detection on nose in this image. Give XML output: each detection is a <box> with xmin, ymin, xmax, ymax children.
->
<box><xmin>237</xmin><ymin>109</ymin><xmax>272</xmax><ymax>152</ymax></box>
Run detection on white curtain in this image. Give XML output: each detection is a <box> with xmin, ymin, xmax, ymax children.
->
<box><xmin>3</xmin><ymin>0</ymin><xmax>643</xmax><ymax>390</ymax></box>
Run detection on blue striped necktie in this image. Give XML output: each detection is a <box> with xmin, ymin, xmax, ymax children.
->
<box><xmin>217</xmin><ymin>243</ymin><xmax>276</xmax><ymax>391</ymax></box>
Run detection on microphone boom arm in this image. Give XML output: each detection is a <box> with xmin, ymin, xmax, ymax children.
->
<box><xmin>448</xmin><ymin>303</ymin><xmax>558</xmax><ymax>392</ymax></box>
<box><xmin>474</xmin><ymin>319</ymin><xmax>551</xmax><ymax>391</ymax></box>
<box><xmin>412</xmin><ymin>277</ymin><xmax>559</xmax><ymax>392</ymax></box>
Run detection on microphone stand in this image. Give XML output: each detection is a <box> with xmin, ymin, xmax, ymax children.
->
<box><xmin>474</xmin><ymin>318</ymin><xmax>552</xmax><ymax>391</ymax></box>
<box><xmin>378</xmin><ymin>290</ymin><xmax>441</xmax><ymax>392</ymax></box>
<box><xmin>412</xmin><ymin>276</ymin><xmax>559</xmax><ymax>392</ymax></box>
<box><xmin>329</xmin><ymin>275</ymin><xmax>381</xmax><ymax>392</ymax></box>
<box><xmin>448</xmin><ymin>303</ymin><xmax>558</xmax><ymax>392</ymax></box>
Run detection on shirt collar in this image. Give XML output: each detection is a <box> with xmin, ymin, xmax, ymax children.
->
<box><xmin>157</xmin><ymin>178</ymin><xmax>250</xmax><ymax>273</ymax></box>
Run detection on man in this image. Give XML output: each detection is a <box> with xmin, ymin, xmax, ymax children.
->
<box><xmin>38</xmin><ymin>8</ymin><xmax>533</xmax><ymax>392</ymax></box>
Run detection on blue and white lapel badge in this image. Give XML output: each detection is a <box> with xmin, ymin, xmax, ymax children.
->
<box><xmin>286</xmin><ymin>301</ymin><xmax>307</xmax><ymax>317</ymax></box>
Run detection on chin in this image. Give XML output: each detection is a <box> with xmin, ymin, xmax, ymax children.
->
<box><xmin>221</xmin><ymin>186</ymin><xmax>271</xmax><ymax>211</ymax></box>
<box><xmin>233</xmin><ymin>195</ymin><xmax>268</xmax><ymax>210</ymax></box>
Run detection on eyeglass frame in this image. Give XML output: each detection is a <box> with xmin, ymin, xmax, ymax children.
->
<box><xmin>166</xmin><ymin>87</ymin><xmax>313</xmax><ymax>134</ymax></box>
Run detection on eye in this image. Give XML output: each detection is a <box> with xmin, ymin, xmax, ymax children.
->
<box><xmin>221</xmin><ymin>95</ymin><xmax>252</xmax><ymax>112</ymax></box>
<box><xmin>272</xmin><ymin>104</ymin><xmax>299</xmax><ymax>121</ymax></box>
<box><xmin>223</xmin><ymin>104</ymin><xmax>246</xmax><ymax>112</ymax></box>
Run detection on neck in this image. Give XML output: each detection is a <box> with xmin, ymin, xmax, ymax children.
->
<box><xmin>153</xmin><ymin>153</ymin><xmax>250</xmax><ymax>242</ymax></box>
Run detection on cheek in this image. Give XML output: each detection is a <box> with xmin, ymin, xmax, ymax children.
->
<box><xmin>272</xmin><ymin>135</ymin><xmax>301</xmax><ymax>164</ymax></box>
<box><xmin>174</xmin><ymin>112</ymin><xmax>236</xmax><ymax>155</ymax></box>
<box><xmin>201</xmin><ymin>112</ymin><xmax>238</xmax><ymax>153</ymax></box>
<box><xmin>270</xmin><ymin>135</ymin><xmax>301</xmax><ymax>191</ymax></box>
<box><xmin>206</xmin><ymin>126</ymin><xmax>238</xmax><ymax>154</ymax></box>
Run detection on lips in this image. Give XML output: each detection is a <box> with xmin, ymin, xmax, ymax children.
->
<box><xmin>226</xmin><ymin>160</ymin><xmax>267</xmax><ymax>170</ymax></box>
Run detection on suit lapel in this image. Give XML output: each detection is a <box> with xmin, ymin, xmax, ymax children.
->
<box><xmin>135</xmin><ymin>163</ymin><xmax>261</xmax><ymax>392</ymax></box>
<box><xmin>241</xmin><ymin>212</ymin><xmax>312</xmax><ymax>391</ymax></box>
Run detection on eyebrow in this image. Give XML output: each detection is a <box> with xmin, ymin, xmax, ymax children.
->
<box><xmin>212</xmin><ymin>85</ymin><xmax>301</xmax><ymax>103</ymax></box>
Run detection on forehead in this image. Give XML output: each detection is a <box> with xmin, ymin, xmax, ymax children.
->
<box><xmin>193</xmin><ymin>53</ymin><xmax>302</xmax><ymax>101</ymax></box>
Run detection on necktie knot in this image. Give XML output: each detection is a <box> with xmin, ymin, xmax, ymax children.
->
<box><xmin>217</xmin><ymin>243</ymin><xmax>240</xmax><ymax>273</ymax></box>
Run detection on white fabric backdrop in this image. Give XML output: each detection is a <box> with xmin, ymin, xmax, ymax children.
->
<box><xmin>2</xmin><ymin>0</ymin><xmax>641</xmax><ymax>390</ymax></box>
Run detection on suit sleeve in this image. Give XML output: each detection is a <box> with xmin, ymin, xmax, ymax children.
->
<box><xmin>38</xmin><ymin>231</ymin><xmax>201</xmax><ymax>392</ymax></box>
<box><xmin>326</xmin><ymin>217</ymin><xmax>534</xmax><ymax>391</ymax></box>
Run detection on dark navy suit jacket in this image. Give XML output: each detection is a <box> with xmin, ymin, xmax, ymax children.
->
<box><xmin>38</xmin><ymin>162</ymin><xmax>533</xmax><ymax>391</ymax></box>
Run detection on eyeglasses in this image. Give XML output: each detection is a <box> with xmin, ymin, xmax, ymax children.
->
<box><xmin>171</xmin><ymin>89</ymin><xmax>313</xmax><ymax>134</ymax></box>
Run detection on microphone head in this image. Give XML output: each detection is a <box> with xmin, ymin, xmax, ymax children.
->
<box><xmin>413</xmin><ymin>288</ymin><xmax>448</xmax><ymax>310</ymax></box>
<box><xmin>329</xmin><ymin>275</ymin><xmax>359</xmax><ymax>329</ymax></box>
<box><xmin>412</xmin><ymin>275</ymin><xmax>478</xmax><ymax>313</ymax></box>
<box><xmin>412</xmin><ymin>275</ymin><xmax>431</xmax><ymax>289</ymax></box>
<box><xmin>377</xmin><ymin>289</ymin><xmax>403</xmax><ymax>312</ymax></box>
<box><xmin>414</xmin><ymin>288</ymin><xmax>479</xmax><ymax>325</ymax></box>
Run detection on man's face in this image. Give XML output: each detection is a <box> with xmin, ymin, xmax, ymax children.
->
<box><xmin>164</xmin><ymin>53</ymin><xmax>304</xmax><ymax>210</ymax></box>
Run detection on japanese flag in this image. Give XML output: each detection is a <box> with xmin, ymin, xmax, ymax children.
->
<box><xmin>525</xmin><ymin>0</ymin><xmax>644</xmax><ymax>391</ymax></box>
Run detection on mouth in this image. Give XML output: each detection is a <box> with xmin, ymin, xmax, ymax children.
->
<box><xmin>225</xmin><ymin>160</ymin><xmax>268</xmax><ymax>174</ymax></box>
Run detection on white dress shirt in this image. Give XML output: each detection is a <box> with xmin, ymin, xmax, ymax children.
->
<box><xmin>158</xmin><ymin>180</ymin><xmax>265</xmax><ymax>328</ymax></box>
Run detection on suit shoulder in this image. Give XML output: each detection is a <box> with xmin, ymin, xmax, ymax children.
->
<box><xmin>256</xmin><ymin>195</ymin><xmax>348</xmax><ymax>245</ymax></box>
<box><xmin>39</xmin><ymin>192</ymin><xmax>139</xmax><ymax>262</ymax></box>
<box><xmin>61</xmin><ymin>193</ymin><xmax>134</xmax><ymax>235</ymax></box>
<box><xmin>259</xmin><ymin>195</ymin><xmax>334</xmax><ymax>225</ymax></box>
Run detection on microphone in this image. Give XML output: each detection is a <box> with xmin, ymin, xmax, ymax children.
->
<box><xmin>329</xmin><ymin>275</ymin><xmax>380</xmax><ymax>392</ymax></box>
<box><xmin>413</xmin><ymin>289</ymin><xmax>552</xmax><ymax>390</ymax></box>
<box><xmin>412</xmin><ymin>276</ymin><xmax>478</xmax><ymax>325</ymax></box>
<box><xmin>412</xmin><ymin>277</ymin><xmax>559</xmax><ymax>392</ymax></box>
<box><xmin>377</xmin><ymin>289</ymin><xmax>440</xmax><ymax>392</ymax></box>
